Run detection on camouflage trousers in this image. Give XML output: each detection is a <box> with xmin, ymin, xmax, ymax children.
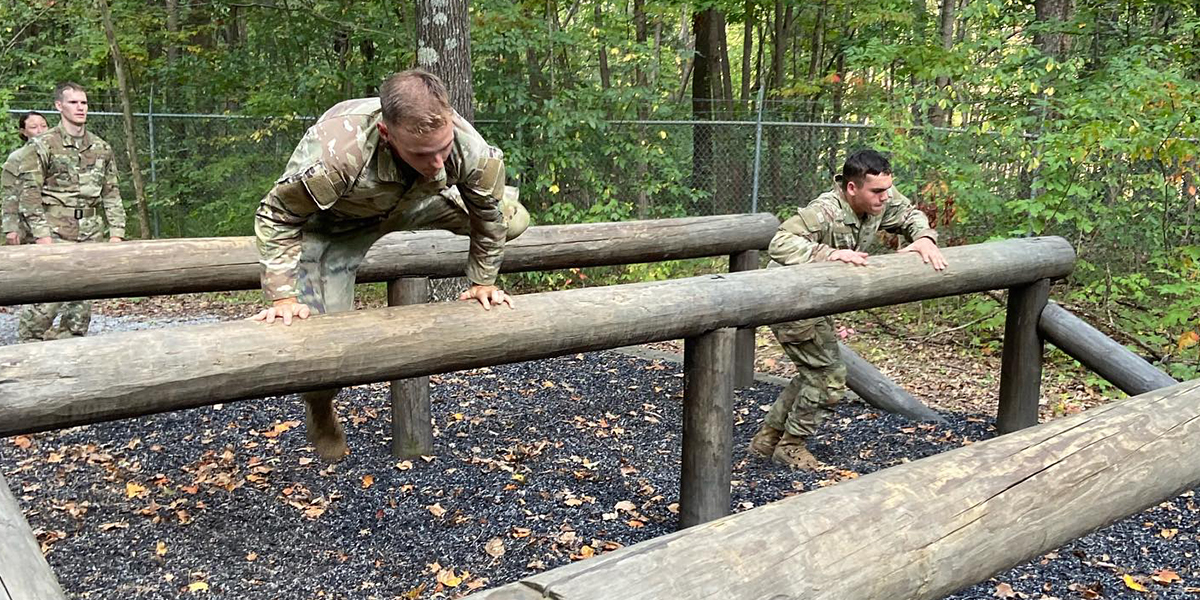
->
<box><xmin>16</xmin><ymin>213</ymin><xmax>107</xmax><ymax>342</ymax></box>
<box><xmin>299</xmin><ymin>187</ymin><xmax>529</xmax><ymax>405</ymax></box>
<box><xmin>764</xmin><ymin>315</ymin><xmax>847</xmax><ymax>437</ymax></box>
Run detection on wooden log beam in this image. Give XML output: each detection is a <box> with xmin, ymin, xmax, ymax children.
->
<box><xmin>0</xmin><ymin>474</ymin><xmax>67</xmax><ymax>599</ymax></box>
<box><xmin>0</xmin><ymin>237</ymin><xmax>1075</xmax><ymax>437</ymax></box>
<box><xmin>997</xmin><ymin>278</ymin><xmax>1051</xmax><ymax>434</ymax></box>
<box><xmin>467</xmin><ymin>379</ymin><xmax>1200</xmax><ymax>600</ymax></box>
<box><xmin>839</xmin><ymin>343</ymin><xmax>947</xmax><ymax>424</ymax></box>
<box><xmin>680</xmin><ymin>328</ymin><xmax>736</xmax><ymax>528</ymax></box>
<box><xmin>1039</xmin><ymin>301</ymin><xmax>1178</xmax><ymax>396</ymax></box>
<box><xmin>0</xmin><ymin>214</ymin><xmax>779</xmax><ymax>305</ymax></box>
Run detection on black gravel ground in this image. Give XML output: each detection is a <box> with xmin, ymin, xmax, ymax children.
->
<box><xmin>2</xmin><ymin>320</ymin><xmax>1198</xmax><ymax>599</ymax></box>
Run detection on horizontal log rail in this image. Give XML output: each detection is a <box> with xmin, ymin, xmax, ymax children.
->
<box><xmin>0</xmin><ymin>214</ymin><xmax>778</xmax><ymax>305</ymax></box>
<box><xmin>0</xmin><ymin>236</ymin><xmax>1074</xmax><ymax>437</ymax></box>
<box><xmin>466</xmin><ymin>378</ymin><xmax>1200</xmax><ymax>600</ymax></box>
<box><xmin>1039</xmin><ymin>301</ymin><xmax>1178</xmax><ymax>396</ymax></box>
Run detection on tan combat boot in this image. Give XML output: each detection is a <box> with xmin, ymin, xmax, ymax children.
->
<box><xmin>748</xmin><ymin>424</ymin><xmax>783</xmax><ymax>458</ymax></box>
<box><xmin>772</xmin><ymin>433</ymin><xmax>821</xmax><ymax>470</ymax></box>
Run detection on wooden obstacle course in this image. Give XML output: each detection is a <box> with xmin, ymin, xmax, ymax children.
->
<box><xmin>1</xmin><ymin>474</ymin><xmax>66</xmax><ymax>600</ymax></box>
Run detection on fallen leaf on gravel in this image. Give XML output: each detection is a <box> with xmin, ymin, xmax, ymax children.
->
<box><xmin>261</xmin><ymin>420</ymin><xmax>300</xmax><ymax>438</ymax></box>
<box><xmin>1161</xmin><ymin>528</ymin><xmax>1178</xmax><ymax>539</ymax></box>
<box><xmin>614</xmin><ymin>500</ymin><xmax>637</xmax><ymax>512</ymax></box>
<box><xmin>156</xmin><ymin>541</ymin><xmax>168</xmax><ymax>556</ymax></box>
<box><xmin>436</xmin><ymin>567</ymin><xmax>463</xmax><ymax>587</ymax></box>
<box><xmin>361</xmin><ymin>475</ymin><xmax>375</xmax><ymax>489</ymax></box>
<box><xmin>467</xmin><ymin>578</ymin><xmax>487</xmax><ymax>590</ymax></box>
<box><xmin>511</xmin><ymin>527</ymin><xmax>531</xmax><ymax>538</ymax></box>
<box><xmin>564</xmin><ymin>498</ymin><xmax>583</xmax><ymax>506</ymax></box>
<box><xmin>626</xmin><ymin>519</ymin><xmax>645</xmax><ymax>528</ymax></box>
<box><xmin>1122</xmin><ymin>574</ymin><xmax>1148</xmax><ymax>592</ymax></box>
<box><xmin>12</xmin><ymin>436</ymin><xmax>32</xmax><ymax>449</ymax></box>
<box><xmin>994</xmin><ymin>582</ymin><xmax>1017</xmax><ymax>598</ymax></box>
<box><xmin>395</xmin><ymin>460</ymin><xmax>413</xmax><ymax>470</ymax></box>
<box><xmin>427</xmin><ymin>503</ymin><xmax>446</xmax><ymax>517</ymax></box>
<box><xmin>126</xmin><ymin>482</ymin><xmax>148</xmax><ymax>499</ymax></box>
<box><xmin>298</xmin><ymin>457</ymin><xmax>314</xmax><ymax>466</ymax></box>
<box><xmin>572</xmin><ymin>545</ymin><xmax>595</xmax><ymax>560</ymax></box>
<box><xmin>187</xmin><ymin>581</ymin><xmax>209</xmax><ymax>592</ymax></box>
<box><xmin>99</xmin><ymin>521</ymin><xmax>128</xmax><ymax>531</ymax></box>
<box><xmin>1152</xmin><ymin>570</ymin><xmax>1181</xmax><ymax>585</ymax></box>
<box><xmin>246</xmin><ymin>552</ymin><xmax>258</xmax><ymax>562</ymax></box>
<box><xmin>484</xmin><ymin>537</ymin><xmax>505</xmax><ymax>558</ymax></box>
<box><xmin>667</xmin><ymin>503</ymin><xmax>679</xmax><ymax>514</ymax></box>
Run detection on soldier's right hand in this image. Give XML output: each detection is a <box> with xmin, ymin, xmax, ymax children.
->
<box><xmin>250</xmin><ymin>298</ymin><xmax>312</xmax><ymax>325</ymax></box>
<box><xmin>827</xmin><ymin>249</ymin><xmax>870</xmax><ymax>266</ymax></box>
<box><xmin>4</xmin><ymin>232</ymin><xmax>18</xmax><ymax>245</ymax></box>
<box><xmin>35</xmin><ymin>236</ymin><xmax>52</xmax><ymax>245</ymax></box>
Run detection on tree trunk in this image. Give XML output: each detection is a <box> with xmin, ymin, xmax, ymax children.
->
<box><xmin>928</xmin><ymin>0</ymin><xmax>955</xmax><ymax>127</ymax></box>
<box><xmin>416</xmin><ymin>0</ymin><xmax>475</xmax><ymax>121</ymax></box>
<box><xmin>740</xmin><ymin>0</ymin><xmax>754</xmax><ymax>102</ymax></box>
<box><xmin>595</xmin><ymin>3</ymin><xmax>610</xmax><ymax>90</ymax></box>
<box><xmin>1034</xmin><ymin>0</ymin><xmax>1075</xmax><ymax>58</ymax></box>
<box><xmin>634</xmin><ymin>0</ymin><xmax>650</xmax><ymax>218</ymax></box>
<box><xmin>165</xmin><ymin>0</ymin><xmax>179</xmax><ymax>64</ymax></box>
<box><xmin>692</xmin><ymin>9</ymin><xmax>716</xmax><ymax>199</ymax></box>
<box><xmin>97</xmin><ymin>0</ymin><xmax>152</xmax><ymax>239</ymax></box>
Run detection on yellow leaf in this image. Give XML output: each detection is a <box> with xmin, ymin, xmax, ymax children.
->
<box><xmin>187</xmin><ymin>581</ymin><xmax>209</xmax><ymax>592</ymax></box>
<box><xmin>549</xmin><ymin>184</ymin><xmax>560</xmax><ymax>194</ymax></box>
<box><xmin>1177</xmin><ymin>331</ymin><xmax>1199</xmax><ymax>351</ymax></box>
<box><xmin>1123</xmin><ymin>574</ymin><xmax>1148</xmax><ymax>592</ymax></box>
<box><xmin>436</xmin><ymin>567</ymin><xmax>463</xmax><ymax>587</ymax></box>
<box><xmin>658</xmin><ymin>130</ymin><xmax>667</xmax><ymax>139</ymax></box>
<box><xmin>361</xmin><ymin>475</ymin><xmax>375</xmax><ymax>489</ymax></box>
<box><xmin>155</xmin><ymin>541</ymin><xmax>168</xmax><ymax>556</ymax></box>
<box><xmin>578</xmin><ymin>545</ymin><xmax>595</xmax><ymax>558</ymax></box>
<box><xmin>125</xmin><ymin>482</ymin><xmax>148</xmax><ymax>499</ymax></box>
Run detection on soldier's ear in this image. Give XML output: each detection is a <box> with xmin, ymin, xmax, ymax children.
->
<box><xmin>376</xmin><ymin>121</ymin><xmax>390</xmax><ymax>142</ymax></box>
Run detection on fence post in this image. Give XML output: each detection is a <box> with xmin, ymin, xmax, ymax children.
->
<box><xmin>680</xmin><ymin>327</ymin><xmax>736</xmax><ymax>529</ymax></box>
<box><xmin>729</xmin><ymin>250</ymin><xmax>759</xmax><ymax>388</ymax></box>
<box><xmin>388</xmin><ymin>277</ymin><xmax>434</xmax><ymax>458</ymax></box>
<box><xmin>996</xmin><ymin>279</ymin><xmax>1051</xmax><ymax>434</ymax></box>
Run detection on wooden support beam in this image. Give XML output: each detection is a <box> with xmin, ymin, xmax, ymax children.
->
<box><xmin>997</xmin><ymin>279</ymin><xmax>1051</xmax><ymax>434</ymax></box>
<box><xmin>1039</xmin><ymin>302</ymin><xmax>1178</xmax><ymax>396</ymax></box>
<box><xmin>680</xmin><ymin>328</ymin><xmax>735</xmax><ymax>528</ymax></box>
<box><xmin>0</xmin><ymin>214</ymin><xmax>779</xmax><ymax>305</ymax></box>
<box><xmin>728</xmin><ymin>250</ymin><xmax>759</xmax><ymax>388</ymax></box>
<box><xmin>839</xmin><ymin>342</ymin><xmax>946</xmax><ymax>424</ymax></box>
<box><xmin>388</xmin><ymin>277</ymin><xmax>433</xmax><ymax>458</ymax></box>
<box><xmin>0</xmin><ymin>237</ymin><xmax>1076</xmax><ymax>437</ymax></box>
<box><xmin>467</xmin><ymin>379</ymin><xmax>1200</xmax><ymax>600</ymax></box>
<box><xmin>0</xmin><ymin>474</ymin><xmax>67</xmax><ymax>599</ymax></box>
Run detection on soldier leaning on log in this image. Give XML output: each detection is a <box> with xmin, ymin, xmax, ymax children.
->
<box><xmin>749</xmin><ymin>149</ymin><xmax>948</xmax><ymax>470</ymax></box>
<box><xmin>3</xmin><ymin>111</ymin><xmax>50</xmax><ymax>246</ymax></box>
<box><xmin>14</xmin><ymin>83</ymin><xmax>126</xmax><ymax>342</ymax></box>
<box><xmin>251</xmin><ymin>68</ymin><xmax>530</xmax><ymax>462</ymax></box>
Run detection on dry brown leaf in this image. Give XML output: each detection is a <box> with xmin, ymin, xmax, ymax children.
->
<box><xmin>993</xmin><ymin>582</ymin><xmax>1017</xmax><ymax>598</ymax></box>
<box><xmin>12</xmin><ymin>436</ymin><xmax>32</xmax><ymax>449</ymax></box>
<box><xmin>155</xmin><ymin>541</ymin><xmax>168</xmax><ymax>556</ymax></box>
<box><xmin>187</xmin><ymin>581</ymin><xmax>209</xmax><ymax>592</ymax></box>
<box><xmin>245</xmin><ymin>552</ymin><xmax>258</xmax><ymax>562</ymax></box>
<box><xmin>125</xmin><ymin>482</ymin><xmax>148</xmax><ymax>499</ymax></box>
<box><xmin>511</xmin><ymin>527</ymin><xmax>532</xmax><ymax>538</ymax></box>
<box><xmin>564</xmin><ymin>498</ymin><xmax>583</xmax><ymax>507</ymax></box>
<box><xmin>427</xmin><ymin>503</ymin><xmax>447</xmax><ymax>518</ymax></box>
<box><xmin>614</xmin><ymin>500</ymin><xmax>637</xmax><ymax>512</ymax></box>
<box><xmin>436</xmin><ymin>567</ymin><xmax>463</xmax><ymax>587</ymax></box>
<box><xmin>361</xmin><ymin>475</ymin><xmax>375</xmax><ymax>489</ymax></box>
<box><xmin>484</xmin><ymin>537</ymin><xmax>505</xmax><ymax>558</ymax></box>
<box><xmin>99</xmin><ymin>521</ymin><xmax>128</xmax><ymax>532</ymax></box>
<box><xmin>1152</xmin><ymin>570</ymin><xmax>1182</xmax><ymax>585</ymax></box>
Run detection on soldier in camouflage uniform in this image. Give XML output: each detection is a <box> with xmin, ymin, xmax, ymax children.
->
<box><xmin>749</xmin><ymin>149</ymin><xmax>947</xmax><ymax>469</ymax></box>
<box><xmin>16</xmin><ymin>83</ymin><xmax>126</xmax><ymax>342</ymax></box>
<box><xmin>3</xmin><ymin>111</ymin><xmax>50</xmax><ymax>245</ymax></box>
<box><xmin>251</xmin><ymin>69</ymin><xmax>530</xmax><ymax>462</ymax></box>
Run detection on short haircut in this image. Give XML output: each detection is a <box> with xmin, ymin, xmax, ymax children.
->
<box><xmin>839</xmin><ymin>149</ymin><xmax>892</xmax><ymax>190</ymax></box>
<box><xmin>54</xmin><ymin>81</ymin><xmax>86</xmax><ymax>102</ymax></box>
<box><xmin>17</xmin><ymin>111</ymin><xmax>45</xmax><ymax>141</ymax></box>
<box><xmin>379</xmin><ymin>69</ymin><xmax>453</xmax><ymax>135</ymax></box>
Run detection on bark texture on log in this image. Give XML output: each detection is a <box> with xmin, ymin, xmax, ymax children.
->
<box><xmin>388</xmin><ymin>277</ymin><xmax>433</xmax><ymax>458</ymax></box>
<box><xmin>0</xmin><ymin>474</ymin><xmax>67</xmax><ymax>599</ymax></box>
<box><xmin>1039</xmin><ymin>302</ymin><xmax>1178</xmax><ymax>396</ymax></box>
<box><xmin>0</xmin><ymin>215</ymin><xmax>778</xmax><ymax>305</ymax></box>
<box><xmin>839</xmin><ymin>342</ymin><xmax>946</xmax><ymax>424</ymax></box>
<box><xmin>468</xmin><ymin>379</ymin><xmax>1200</xmax><ymax>600</ymax></box>
<box><xmin>680</xmin><ymin>328</ymin><xmax>736</xmax><ymax>528</ymax></box>
<box><xmin>728</xmin><ymin>250</ymin><xmax>759</xmax><ymax>388</ymax></box>
<box><xmin>997</xmin><ymin>279</ymin><xmax>1051</xmax><ymax>434</ymax></box>
<box><xmin>0</xmin><ymin>237</ymin><xmax>1075</xmax><ymax>436</ymax></box>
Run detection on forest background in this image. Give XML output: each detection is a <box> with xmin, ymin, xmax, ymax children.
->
<box><xmin>1</xmin><ymin>0</ymin><xmax>1198</xmax><ymax>381</ymax></box>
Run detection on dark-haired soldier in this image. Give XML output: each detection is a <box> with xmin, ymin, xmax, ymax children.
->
<box><xmin>748</xmin><ymin>149</ymin><xmax>947</xmax><ymax>469</ymax></box>
<box><xmin>2</xmin><ymin>111</ymin><xmax>50</xmax><ymax>245</ymax></box>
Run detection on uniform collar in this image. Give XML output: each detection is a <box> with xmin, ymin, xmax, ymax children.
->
<box><xmin>55</xmin><ymin>123</ymin><xmax>92</xmax><ymax>150</ymax></box>
<box><xmin>831</xmin><ymin>184</ymin><xmax>863</xmax><ymax>226</ymax></box>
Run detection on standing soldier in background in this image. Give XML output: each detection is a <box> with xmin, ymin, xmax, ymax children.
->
<box><xmin>16</xmin><ymin>82</ymin><xmax>126</xmax><ymax>342</ymax></box>
<box><xmin>3</xmin><ymin>111</ymin><xmax>50</xmax><ymax>245</ymax></box>
<box><xmin>252</xmin><ymin>69</ymin><xmax>529</xmax><ymax>461</ymax></box>
<box><xmin>748</xmin><ymin>149</ymin><xmax>948</xmax><ymax>469</ymax></box>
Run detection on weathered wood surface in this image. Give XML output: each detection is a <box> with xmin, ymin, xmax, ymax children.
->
<box><xmin>997</xmin><ymin>279</ymin><xmax>1051</xmax><ymax>434</ymax></box>
<box><xmin>0</xmin><ymin>473</ymin><xmax>67</xmax><ymax>600</ymax></box>
<box><xmin>468</xmin><ymin>378</ymin><xmax>1200</xmax><ymax>600</ymax></box>
<box><xmin>0</xmin><ymin>237</ymin><xmax>1075</xmax><ymax>437</ymax></box>
<box><xmin>728</xmin><ymin>250</ymin><xmax>759</xmax><ymax>388</ymax></box>
<box><xmin>1039</xmin><ymin>301</ymin><xmax>1178</xmax><ymax>396</ymax></box>
<box><xmin>680</xmin><ymin>328</ymin><xmax>736</xmax><ymax>528</ymax></box>
<box><xmin>839</xmin><ymin>343</ymin><xmax>947</xmax><ymax>424</ymax></box>
<box><xmin>0</xmin><ymin>214</ymin><xmax>779</xmax><ymax>305</ymax></box>
<box><xmin>388</xmin><ymin>277</ymin><xmax>434</xmax><ymax>458</ymax></box>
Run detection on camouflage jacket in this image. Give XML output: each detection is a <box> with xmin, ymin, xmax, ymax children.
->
<box><xmin>254</xmin><ymin>97</ymin><xmax>509</xmax><ymax>301</ymax></box>
<box><xmin>769</xmin><ymin>184</ymin><xmax>937</xmax><ymax>265</ymax></box>
<box><xmin>1</xmin><ymin>144</ymin><xmax>34</xmax><ymax>235</ymax></box>
<box><xmin>16</xmin><ymin>124</ymin><xmax>126</xmax><ymax>239</ymax></box>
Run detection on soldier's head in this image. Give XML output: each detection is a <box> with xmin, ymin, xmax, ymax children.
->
<box><xmin>838</xmin><ymin>149</ymin><xmax>894</xmax><ymax>216</ymax></box>
<box><xmin>53</xmin><ymin>82</ymin><xmax>89</xmax><ymax>129</ymax></box>
<box><xmin>377</xmin><ymin>69</ymin><xmax>455</xmax><ymax>179</ymax></box>
<box><xmin>17</xmin><ymin>111</ymin><xmax>49</xmax><ymax>141</ymax></box>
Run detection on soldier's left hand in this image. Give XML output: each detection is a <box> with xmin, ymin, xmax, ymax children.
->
<box><xmin>460</xmin><ymin>284</ymin><xmax>514</xmax><ymax>311</ymax></box>
<box><xmin>899</xmin><ymin>237</ymin><xmax>947</xmax><ymax>271</ymax></box>
<box><xmin>4</xmin><ymin>232</ymin><xmax>18</xmax><ymax>245</ymax></box>
<box><xmin>109</xmin><ymin>236</ymin><xmax>122</xmax><ymax>243</ymax></box>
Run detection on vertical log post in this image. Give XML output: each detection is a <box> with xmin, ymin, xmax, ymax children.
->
<box><xmin>680</xmin><ymin>327</ymin><xmax>736</xmax><ymax>529</ymax></box>
<box><xmin>388</xmin><ymin>277</ymin><xmax>434</xmax><ymax>458</ymax></box>
<box><xmin>1</xmin><ymin>473</ymin><xmax>67</xmax><ymax>599</ymax></box>
<box><xmin>729</xmin><ymin>250</ymin><xmax>759</xmax><ymax>388</ymax></box>
<box><xmin>997</xmin><ymin>279</ymin><xmax>1051</xmax><ymax>434</ymax></box>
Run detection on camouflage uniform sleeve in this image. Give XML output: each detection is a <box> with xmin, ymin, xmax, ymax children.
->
<box><xmin>453</xmin><ymin>117</ymin><xmax>508</xmax><ymax>286</ymax></box>
<box><xmin>768</xmin><ymin>203</ymin><xmax>839</xmax><ymax>265</ymax></box>
<box><xmin>101</xmin><ymin>146</ymin><xmax>127</xmax><ymax>239</ymax></box>
<box><xmin>16</xmin><ymin>142</ymin><xmax>50</xmax><ymax>239</ymax></box>
<box><xmin>253</xmin><ymin>178</ymin><xmax>326</xmax><ymax>302</ymax></box>
<box><xmin>1</xmin><ymin>158</ymin><xmax>18</xmax><ymax>235</ymax></box>
<box><xmin>879</xmin><ymin>187</ymin><xmax>937</xmax><ymax>245</ymax></box>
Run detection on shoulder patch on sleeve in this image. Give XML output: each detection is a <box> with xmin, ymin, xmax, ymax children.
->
<box><xmin>277</xmin><ymin>162</ymin><xmax>347</xmax><ymax>210</ymax></box>
<box><xmin>472</xmin><ymin>146</ymin><xmax>506</xmax><ymax>200</ymax></box>
<box><xmin>796</xmin><ymin>206</ymin><xmax>827</xmax><ymax>232</ymax></box>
